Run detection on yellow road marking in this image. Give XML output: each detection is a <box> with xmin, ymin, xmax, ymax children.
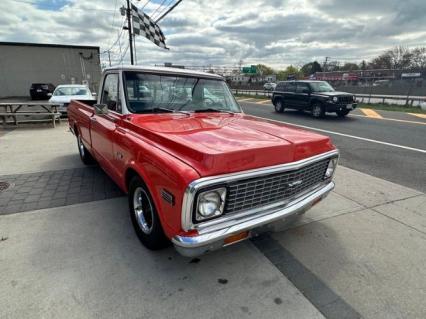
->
<box><xmin>359</xmin><ymin>108</ymin><xmax>383</xmax><ymax>118</ymax></box>
<box><xmin>408</xmin><ymin>113</ymin><xmax>426</xmax><ymax>119</ymax></box>
<box><xmin>350</xmin><ymin>114</ymin><xmax>426</xmax><ymax>126</ymax></box>
<box><xmin>256</xmin><ymin>99</ymin><xmax>272</xmax><ymax>104</ymax></box>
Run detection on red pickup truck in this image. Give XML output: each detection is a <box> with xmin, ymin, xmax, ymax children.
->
<box><xmin>68</xmin><ymin>66</ymin><xmax>338</xmax><ymax>257</ymax></box>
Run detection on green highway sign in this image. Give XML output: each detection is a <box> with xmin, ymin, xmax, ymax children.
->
<box><xmin>242</xmin><ymin>65</ymin><xmax>257</xmax><ymax>74</ymax></box>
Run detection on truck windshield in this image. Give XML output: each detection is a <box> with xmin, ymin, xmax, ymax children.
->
<box><xmin>123</xmin><ymin>71</ymin><xmax>241</xmax><ymax>113</ymax></box>
<box><xmin>309</xmin><ymin>82</ymin><xmax>335</xmax><ymax>92</ymax></box>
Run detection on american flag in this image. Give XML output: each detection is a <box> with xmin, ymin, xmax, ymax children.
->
<box><xmin>131</xmin><ymin>4</ymin><xmax>169</xmax><ymax>50</ymax></box>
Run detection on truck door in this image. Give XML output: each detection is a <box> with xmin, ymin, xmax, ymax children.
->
<box><xmin>90</xmin><ymin>73</ymin><xmax>122</xmax><ymax>182</ymax></box>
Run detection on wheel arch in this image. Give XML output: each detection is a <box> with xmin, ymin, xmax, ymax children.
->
<box><xmin>272</xmin><ymin>95</ymin><xmax>282</xmax><ymax>105</ymax></box>
<box><xmin>310</xmin><ymin>98</ymin><xmax>324</xmax><ymax>107</ymax></box>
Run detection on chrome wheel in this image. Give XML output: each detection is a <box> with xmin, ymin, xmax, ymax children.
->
<box><xmin>133</xmin><ymin>187</ymin><xmax>154</xmax><ymax>235</ymax></box>
<box><xmin>78</xmin><ymin>135</ymin><xmax>85</xmax><ymax>157</ymax></box>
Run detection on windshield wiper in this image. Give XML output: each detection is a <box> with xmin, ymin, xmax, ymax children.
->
<box><xmin>194</xmin><ymin>108</ymin><xmax>234</xmax><ymax>114</ymax></box>
<box><xmin>151</xmin><ymin>107</ymin><xmax>190</xmax><ymax>115</ymax></box>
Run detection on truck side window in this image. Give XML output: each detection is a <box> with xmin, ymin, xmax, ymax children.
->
<box><xmin>101</xmin><ymin>74</ymin><xmax>121</xmax><ymax>112</ymax></box>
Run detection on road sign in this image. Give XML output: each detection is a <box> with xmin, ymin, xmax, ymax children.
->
<box><xmin>242</xmin><ymin>65</ymin><xmax>257</xmax><ymax>74</ymax></box>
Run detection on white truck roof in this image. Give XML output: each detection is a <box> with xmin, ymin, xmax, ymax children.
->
<box><xmin>104</xmin><ymin>65</ymin><xmax>224</xmax><ymax>80</ymax></box>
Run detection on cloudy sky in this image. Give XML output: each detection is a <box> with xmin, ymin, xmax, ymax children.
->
<box><xmin>1</xmin><ymin>0</ymin><xmax>425</xmax><ymax>68</ymax></box>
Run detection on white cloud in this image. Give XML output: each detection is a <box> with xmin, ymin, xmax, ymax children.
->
<box><xmin>1</xmin><ymin>0</ymin><xmax>425</xmax><ymax>68</ymax></box>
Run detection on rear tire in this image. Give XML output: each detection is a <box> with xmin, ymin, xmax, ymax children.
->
<box><xmin>311</xmin><ymin>103</ymin><xmax>325</xmax><ymax>118</ymax></box>
<box><xmin>128</xmin><ymin>176</ymin><xmax>169</xmax><ymax>250</ymax></box>
<box><xmin>77</xmin><ymin>132</ymin><xmax>95</xmax><ymax>165</ymax></box>
<box><xmin>274</xmin><ymin>99</ymin><xmax>285</xmax><ymax>113</ymax></box>
<box><xmin>336</xmin><ymin>110</ymin><xmax>350</xmax><ymax>117</ymax></box>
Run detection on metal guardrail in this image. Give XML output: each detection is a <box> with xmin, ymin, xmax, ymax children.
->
<box><xmin>231</xmin><ymin>89</ymin><xmax>426</xmax><ymax>107</ymax></box>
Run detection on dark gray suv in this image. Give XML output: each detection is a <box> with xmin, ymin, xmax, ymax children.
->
<box><xmin>271</xmin><ymin>80</ymin><xmax>357</xmax><ymax>118</ymax></box>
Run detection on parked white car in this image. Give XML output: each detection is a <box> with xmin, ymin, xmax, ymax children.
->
<box><xmin>49</xmin><ymin>85</ymin><xmax>96</xmax><ymax>115</ymax></box>
<box><xmin>263</xmin><ymin>82</ymin><xmax>277</xmax><ymax>91</ymax></box>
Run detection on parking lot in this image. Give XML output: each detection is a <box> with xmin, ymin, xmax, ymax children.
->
<box><xmin>1</xmin><ymin>106</ymin><xmax>425</xmax><ymax>318</ymax></box>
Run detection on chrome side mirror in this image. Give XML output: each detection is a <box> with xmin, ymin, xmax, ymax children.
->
<box><xmin>94</xmin><ymin>104</ymin><xmax>108</xmax><ymax>115</ymax></box>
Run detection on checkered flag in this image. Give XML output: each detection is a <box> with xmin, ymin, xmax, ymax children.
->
<box><xmin>131</xmin><ymin>4</ymin><xmax>169</xmax><ymax>50</ymax></box>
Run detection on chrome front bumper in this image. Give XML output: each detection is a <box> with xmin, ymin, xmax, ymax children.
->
<box><xmin>172</xmin><ymin>181</ymin><xmax>334</xmax><ymax>257</ymax></box>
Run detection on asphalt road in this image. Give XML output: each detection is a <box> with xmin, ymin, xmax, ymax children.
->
<box><xmin>240</xmin><ymin>100</ymin><xmax>426</xmax><ymax>193</ymax></box>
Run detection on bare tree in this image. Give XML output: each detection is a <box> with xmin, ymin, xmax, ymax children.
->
<box><xmin>370</xmin><ymin>46</ymin><xmax>413</xmax><ymax>69</ymax></box>
<box><xmin>411</xmin><ymin>47</ymin><xmax>426</xmax><ymax>69</ymax></box>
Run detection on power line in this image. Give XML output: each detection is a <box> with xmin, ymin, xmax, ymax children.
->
<box><xmin>101</xmin><ymin>17</ymin><xmax>127</xmax><ymax>54</ymax></box>
<box><xmin>152</xmin><ymin>0</ymin><xmax>173</xmax><ymax>20</ymax></box>
<box><xmin>141</xmin><ymin>0</ymin><xmax>151</xmax><ymax>10</ymax></box>
<box><xmin>117</xmin><ymin>43</ymin><xmax>130</xmax><ymax>65</ymax></box>
<box><xmin>150</xmin><ymin>0</ymin><xmax>168</xmax><ymax>18</ymax></box>
<box><xmin>104</xmin><ymin>2</ymin><xmax>126</xmax><ymax>54</ymax></box>
<box><xmin>155</xmin><ymin>0</ymin><xmax>182</xmax><ymax>23</ymax></box>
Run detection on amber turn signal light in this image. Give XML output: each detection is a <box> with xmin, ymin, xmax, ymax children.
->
<box><xmin>311</xmin><ymin>197</ymin><xmax>322</xmax><ymax>207</ymax></box>
<box><xmin>224</xmin><ymin>231</ymin><xmax>250</xmax><ymax>245</ymax></box>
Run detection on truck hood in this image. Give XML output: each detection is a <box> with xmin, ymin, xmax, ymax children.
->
<box><xmin>126</xmin><ymin>113</ymin><xmax>334</xmax><ymax>177</ymax></box>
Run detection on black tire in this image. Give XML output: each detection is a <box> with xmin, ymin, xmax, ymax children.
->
<box><xmin>76</xmin><ymin>132</ymin><xmax>96</xmax><ymax>165</ymax></box>
<box><xmin>128</xmin><ymin>176</ymin><xmax>169</xmax><ymax>250</ymax></box>
<box><xmin>311</xmin><ymin>103</ymin><xmax>325</xmax><ymax>118</ymax></box>
<box><xmin>274</xmin><ymin>99</ymin><xmax>285</xmax><ymax>113</ymax></box>
<box><xmin>336</xmin><ymin>109</ymin><xmax>350</xmax><ymax>117</ymax></box>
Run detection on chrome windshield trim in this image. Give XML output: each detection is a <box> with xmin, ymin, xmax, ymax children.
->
<box><xmin>181</xmin><ymin>149</ymin><xmax>339</xmax><ymax>231</ymax></box>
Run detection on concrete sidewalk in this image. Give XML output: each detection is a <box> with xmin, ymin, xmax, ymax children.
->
<box><xmin>1</xmin><ymin>126</ymin><xmax>425</xmax><ymax>318</ymax></box>
<box><xmin>270</xmin><ymin>166</ymin><xmax>426</xmax><ymax>319</ymax></box>
<box><xmin>0</xmin><ymin>199</ymin><xmax>324</xmax><ymax>319</ymax></box>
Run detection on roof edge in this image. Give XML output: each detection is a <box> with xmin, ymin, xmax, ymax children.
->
<box><xmin>0</xmin><ymin>41</ymin><xmax>100</xmax><ymax>51</ymax></box>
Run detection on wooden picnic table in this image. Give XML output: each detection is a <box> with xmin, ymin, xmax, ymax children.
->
<box><xmin>0</xmin><ymin>102</ymin><xmax>62</xmax><ymax>127</ymax></box>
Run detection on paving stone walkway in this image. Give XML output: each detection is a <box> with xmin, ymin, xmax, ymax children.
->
<box><xmin>0</xmin><ymin>166</ymin><xmax>123</xmax><ymax>215</ymax></box>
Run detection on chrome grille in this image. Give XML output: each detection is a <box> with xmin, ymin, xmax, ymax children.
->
<box><xmin>225</xmin><ymin>159</ymin><xmax>329</xmax><ymax>214</ymax></box>
<box><xmin>338</xmin><ymin>96</ymin><xmax>353</xmax><ymax>104</ymax></box>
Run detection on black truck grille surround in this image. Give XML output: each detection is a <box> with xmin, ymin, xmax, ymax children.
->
<box><xmin>224</xmin><ymin>159</ymin><xmax>330</xmax><ymax>214</ymax></box>
<box><xmin>338</xmin><ymin>96</ymin><xmax>353</xmax><ymax>104</ymax></box>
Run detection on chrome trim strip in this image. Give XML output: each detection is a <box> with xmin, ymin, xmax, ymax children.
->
<box><xmin>181</xmin><ymin>149</ymin><xmax>339</xmax><ymax>231</ymax></box>
<box><xmin>174</xmin><ymin>181</ymin><xmax>334</xmax><ymax>256</ymax></box>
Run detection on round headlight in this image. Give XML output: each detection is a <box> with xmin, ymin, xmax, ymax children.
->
<box><xmin>196</xmin><ymin>188</ymin><xmax>227</xmax><ymax>221</ymax></box>
<box><xmin>332</xmin><ymin>96</ymin><xmax>338</xmax><ymax>103</ymax></box>
<box><xmin>325</xmin><ymin>158</ymin><xmax>338</xmax><ymax>179</ymax></box>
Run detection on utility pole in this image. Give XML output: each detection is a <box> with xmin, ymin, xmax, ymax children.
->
<box><xmin>107</xmin><ymin>50</ymin><xmax>112</xmax><ymax>67</ymax></box>
<box><xmin>126</xmin><ymin>0</ymin><xmax>134</xmax><ymax>65</ymax></box>
<box><xmin>323</xmin><ymin>57</ymin><xmax>330</xmax><ymax>72</ymax></box>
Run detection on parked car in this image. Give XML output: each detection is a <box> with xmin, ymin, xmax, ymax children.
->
<box><xmin>272</xmin><ymin>80</ymin><xmax>357</xmax><ymax>118</ymax></box>
<box><xmin>29</xmin><ymin>83</ymin><xmax>55</xmax><ymax>100</ymax></box>
<box><xmin>263</xmin><ymin>82</ymin><xmax>276</xmax><ymax>91</ymax></box>
<box><xmin>49</xmin><ymin>84</ymin><xmax>96</xmax><ymax>115</ymax></box>
<box><xmin>372</xmin><ymin>80</ymin><xmax>392</xmax><ymax>87</ymax></box>
<box><xmin>68</xmin><ymin>66</ymin><xmax>339</xmax><ymax>257</ymax></box>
